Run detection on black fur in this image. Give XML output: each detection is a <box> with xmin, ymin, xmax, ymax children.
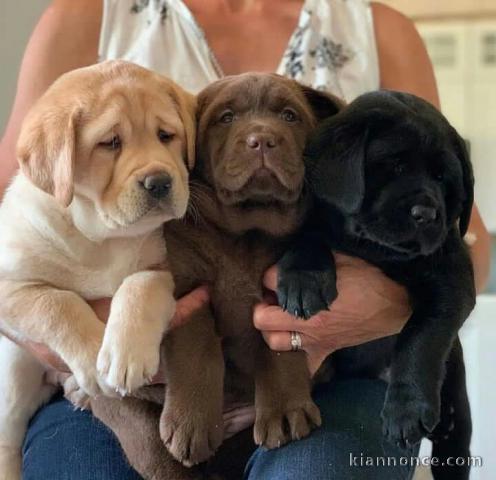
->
<box><xmin>277</xmin><ymin>90</ymin><xmax>476</xmax><ymax>480</ymax></box>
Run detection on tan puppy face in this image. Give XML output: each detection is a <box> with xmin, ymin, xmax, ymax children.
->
<box><xmin>17</xmin><ymin>61</ymin><xmax>196</xmax><ymax>236</ymax></box>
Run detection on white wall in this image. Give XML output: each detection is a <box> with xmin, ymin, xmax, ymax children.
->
<box><xmin>416</xmin><ymin>20</ymin><xmax>496</xmax><ymax>232</ymax></box>
<box><xmin>0</xmin><ymin>0</ymin><xmax>51</xmax><ymax>135</ymax></box>
<box><xmin>382</xmin><ymin>0</ymin><xmax>496</xmax><ymax>19</ymax></box>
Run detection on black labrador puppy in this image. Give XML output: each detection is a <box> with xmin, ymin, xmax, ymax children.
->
<box><xmin>277</xmin><ymin>90</ymin><xmax>476</xmax><ymax>480</ymax></box>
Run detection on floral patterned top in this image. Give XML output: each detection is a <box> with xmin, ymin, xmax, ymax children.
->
<box><xmin>99</xmin><ymin>0</ymin><xmax>379</xmax><ymax>101</ymax></box>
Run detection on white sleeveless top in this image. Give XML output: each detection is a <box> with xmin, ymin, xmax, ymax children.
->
<box><xmin>99</xmin><ymin>0</ymin><xmax>380</xmax><ymax>102</ymax></box>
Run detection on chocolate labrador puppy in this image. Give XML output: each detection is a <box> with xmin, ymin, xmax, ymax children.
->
<box><xmin>91</xmin><ymin>73</ymin><xmax>342</xmax><ymax>480</ymax></box>
<box><xmin>277</xmin><ymin>91</ymin><xmax>475</xmax><ymax>480</ymax></box>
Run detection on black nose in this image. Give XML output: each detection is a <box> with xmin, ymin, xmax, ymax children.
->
<box><xmin>410</xmin><ymin>205</ymin><xmax>437</xmax><ymax>224</ymax></box>
<box><xmin>246</xmin><ymin>133</ymin><xmax>277</xmax><ymax>150</ymax></box>
<box><xmin>141</xmin><ymin>174</ymin><xmax>172</xmax><ymax>199</ymax></box>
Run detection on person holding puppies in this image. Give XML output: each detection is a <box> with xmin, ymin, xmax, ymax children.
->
<box><xmin>0</xmin><ymin>0</ymin><xmax>490</xmax><ymax>479</ymax></box>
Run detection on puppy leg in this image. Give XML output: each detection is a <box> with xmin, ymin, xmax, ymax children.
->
<box><xmin>381</xmin><ymin>254</ymin><xmax>475</xmax><ymax>448</ymax></box>
<box><xmin>91</xmin><ymin>395</ymin><xmax>204</xmax><ymax>480</ymax></box>
<box><xmin>98</xmin><ymin>270</ymin><xmax>176</xmax><ymax>395</ymax></box>
<box><xmin>430</xmin><ymin>338</ymin><xmax>471</xmax><ymax>480</ymax></box>
<box><xmin>161</xmin><ymin>307</ymin><xmax>225</xmax><ymax>467</ymax></box>
<box><xmin>277</xmin><ymin>232</ymin><xmax>337</xmax><ymax>319</ymax></box>
<box><xmin>0</xmin><ymin>281</ymin><xmax>112</xmax><ymax>397</ymax></box>
<box><xmin>0</xmin><ymin>336</ymin><xmax>56</xmax><ymax>480</ymax></box>
<box><xmin>254</xmin><ymin>346</ymin><xmax>321</xmax><ymax>448</ymax></box>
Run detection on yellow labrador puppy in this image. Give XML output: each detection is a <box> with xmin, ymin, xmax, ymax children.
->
<box><xmin>0</xmin><ymin>60</ymin><xmax>195</xmax><ymax>478</ymax></box>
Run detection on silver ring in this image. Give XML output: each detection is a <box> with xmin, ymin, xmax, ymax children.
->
<box><xmin>290</xmin><ymin>331</ymin><xmax>302</xmax><ymax>352</ymax></box>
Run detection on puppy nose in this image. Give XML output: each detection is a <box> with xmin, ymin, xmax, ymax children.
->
<box><xmin>141</xmin><ymin>174</ymin><xmax>172</xmax><ymax>199</ymax></box>
<box><xmin>410</xmin><ymin>205</ymin><xmax>437</xmax><ymax>224</ymax></box>
<box><xmin>246</xmin><ymin>133</ymin><xmax>277</xmax><ymax>150</ymax></box>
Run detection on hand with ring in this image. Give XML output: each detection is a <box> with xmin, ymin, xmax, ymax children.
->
<box><xmin>254</xmin><ymin>253</ymin><xmax>411</xmax><ymax>376</ymax></box>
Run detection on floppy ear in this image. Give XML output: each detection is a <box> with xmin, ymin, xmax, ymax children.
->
<box><xmin>305</xmin><ymin>115</ymin><xmax>366</xmax><ymax>214</ymax></box>
<box><xmin>453</xmin><ymin>132</ymin><xmax>474</xmax><ymax>236</ymax></box>
<box><xmin>173</xmin><ymin>89</ymin><xmax>197</xmax><ymax>171</ymax></box>
<box><xmin>299</xmin><ymin>84</ymin><xmax>345</xmax><ymax>122</ymax></box>
<box><xmin>17</xmin><ymin>104</ymin><xmax>79</xmax><ymax>207</ymax></box>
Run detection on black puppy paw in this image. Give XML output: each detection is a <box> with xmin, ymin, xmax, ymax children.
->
<box><xmin>428</xmin><ymin>403</ymin><xmax>456</xmax><ymax>443</ymax></box>
<box><xmin>277</xmin><ymin>268</ymin><xmax>337</xmax><ymax>319</ymax></box>
<box><xmin>381</xmin><ymin>382</ymin><xmax>440</xmax><ymax>449</ymax></box>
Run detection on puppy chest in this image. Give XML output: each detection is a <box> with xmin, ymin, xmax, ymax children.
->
<box><xmin>212</xmin><ymin>248</ymin><xmax>276</xmax><ymax>337</ymax></box>
<box><xmin>77</xmin><ymin>236</ymin><xmax>166</xmax><ymax>298</ymax></box>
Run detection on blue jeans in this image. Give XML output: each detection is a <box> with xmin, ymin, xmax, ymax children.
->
<box><xmin>23</xmin><ymin>379</ymin><xmax>418</xmax><ymax>480</ymax></box>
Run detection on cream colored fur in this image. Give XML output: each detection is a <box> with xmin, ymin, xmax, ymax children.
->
<box><xmin>0</xmin><ymin>61</ymin><xmax>196</xmax><ymax>479</ymax></box>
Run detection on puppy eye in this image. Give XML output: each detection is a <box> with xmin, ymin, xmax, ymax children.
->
<box><xmin>219</xmin><ymin>110</ymin><xmax>234</xmax><ymax>124</ymax></box>
<box><xmin>281</xmin><ymin>108</ymin><xmax>298</xmax><ymax>122</ymax></box>
<box><xmin>158</xmin><ymin>129</ymin><xmax>175</xmax><ymax>143</ymax></box>
<box><xmin>98</xmin><ymin>135</ymin><xmax>121</xmax><ymax>150</ymax></box>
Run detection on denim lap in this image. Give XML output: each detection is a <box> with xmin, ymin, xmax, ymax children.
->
<box><xmin>23</xmin><ymin>380</ymin><xmax>418</xmax><ymax>480</ymax></box>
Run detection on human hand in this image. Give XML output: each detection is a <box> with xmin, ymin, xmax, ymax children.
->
<box><xmin>254</xmin><ymin>253</ymin><xmax>411</xmax><ymax>375</ymax></box>
<box><xmin>1</xmin><ymin>286</ymin><xmax>210</xmax><ymax>384</ymax></box>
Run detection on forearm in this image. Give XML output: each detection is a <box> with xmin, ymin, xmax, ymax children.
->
<box><xmin>0</xmin><ymin>0</ymin><xmax>101</xmax><ymax>199</ymax></box>
<box><xmin>467</xmin><ymin>205</ymin><xmax>491</xmax><ymax>293</ymax></box>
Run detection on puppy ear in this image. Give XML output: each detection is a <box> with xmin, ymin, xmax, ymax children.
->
<box><xmin>453</xmin><ymin>132</ymin><xmax>474</xmax><ymax>236</ymax></box>
<box><xmin>173</xmin><ymin>89</ymin><xmax>197</xmax><ymax>171</ymax></box>
<box><xmin>305</xmin><ymin>116</ymin><xmax>366</xmax><ymax>214</ymax></box>
<box><xmin>17</xmin><ymin>104</ymin><xmax>79</xmax><ymax>207</ymax></box>
<box><xmin>299</xmin><ymin>84</ymin><xmax>344</xmax><ymax>122</ymax></box>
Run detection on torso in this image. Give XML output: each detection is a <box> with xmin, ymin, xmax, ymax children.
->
<box><xmin>184</xmin><ymin>0</ymin><xmax>304</xmax><ymax>75</ymax></box>
<box><xmin>99</xmin><ymin>0</ymin><xmax>380</xmax><ymax>98</ymax></box>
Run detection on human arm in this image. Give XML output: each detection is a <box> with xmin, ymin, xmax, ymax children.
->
<box><xmin>256</xmin><ymin>257</ymin><xmax>410</xmax><ymax>375</ymax></box>
<box><xmin>0</xmin><ymin>0</ymin><xmax>102</xmax><ymax>195</ymax></box>
<box><xmin>0</xmin><ymin>0</ymin><xmax>102</xmax><ymax>367</ymax></box>
<box><xmin>1</xmin><ymin>286</ymin><xmax>210</xmax><ymax>385</ymax></box>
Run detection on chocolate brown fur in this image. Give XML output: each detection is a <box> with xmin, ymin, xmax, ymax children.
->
<box><xmin>91</xmin><ymin>73</ymin><xmax>342</xmax><ymax>479</ymax></box>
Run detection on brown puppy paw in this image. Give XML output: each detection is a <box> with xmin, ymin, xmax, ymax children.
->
<box><xmin>254</xmin><ymin>399</ymin><xmax>321</xmax><ymax>448</ymax></box>
<box><xmin>160</xmin><ymin>407</ymin><xmax>223</xmax><ymax>467</ymax></box>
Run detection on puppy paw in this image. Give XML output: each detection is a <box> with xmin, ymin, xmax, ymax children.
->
<box><xmin>97</xmin><ymin>323</ymin><xmax>161</xmax><ymax>395</ymax></box>
<box><xmin>68</xmin><ymin>348</ymin><xmax>115</xmax><ymax>398</ymax></box>
<box><xmin>62</xmin><ymin>374</ymin><xmax>91</xmax><ymax>410</ymax></box>
<box><xmin>161</xmin><ymin>406</ymin><xmax>223</xmax><ymax>467</ymax></box>
<box><xmin>0</xmin><ymin>446</ymin><xmax>21</xmax><ymax>480</ymax></box>
<box><xmin>277</xmin><ymin>268</ymin><xmax>337</xmax><ymax>319</ymax></box>
<box><xmin>254</xmin><ymin>399</ymin><xmax>322</xmax><ymax>449</ymax></box>
<box><xmin>428</xmin><ymin>403</ymin><xmax>456</xmax><ymax>443</ymax></box>
<box><xmin>382</xmin><ymin>382</ymin><xmax>440</xmax><ymax>449</ymax></box>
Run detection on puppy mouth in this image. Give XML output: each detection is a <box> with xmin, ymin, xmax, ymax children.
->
<box><xmin>349</xmin><ymin>219</ymin><xmax>445</xmax><ymax>256</ymax></box>
<box><xmin>217</xmin><ymin>170</ymin><xmax>303</xmax><ymax>208</ymax></box>
<box><xmin>235</xmin><ymin>196</ymin><xmax>288</xmax><ymax>211</ymax></box>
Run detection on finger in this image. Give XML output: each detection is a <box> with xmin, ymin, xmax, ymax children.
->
<box><xmin>223</xmin><ymin>405</ymin><xmax>256</xmax><ymax>439</ymax></box>
<box><xmin>45</xmin><ymin>370</ymin><xmax>71</xmax><ymax>386</ymax></box>
<box><xmin>170</xmin><ymin>286</ymin><xmax>210</xmax><ymax>329</ymax></box>
<box><xmin>223</xmin><ymin>404</ymin><xmax>255</xmax><ymax>422</ymax></box>
<box><xmin>253</xmin><ymin>302</ymin><xmax>306</xmax><ymax>332</ymax></box>
<box><xmin>89</xmin><ymin>297</ymin><xmax>112</xmax><ymax>323</ymax></box>
<box><xmin>151</xmin><ymin>363</ymin><xmax>166</xmax><ymax>384</ymax></box>
<box><xmin>263</xmin><ymin>265</ymin><xmax>278</xmax><ymax>291</ymax></box>
<box><xmin>261</xmin><ymin>330</ymin><xmax>307</xmax><ymax>352</ymax></box>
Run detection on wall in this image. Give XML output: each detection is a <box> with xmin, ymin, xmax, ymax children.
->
<box><xmin>381</xmin><ymin>0</ymin><xmax>496</xmax><ymax>19</ymax></box>
<box><xmin>0</xmin><ymin>0</ymin><xmax>50</xmax><ymax>135</ymax></box>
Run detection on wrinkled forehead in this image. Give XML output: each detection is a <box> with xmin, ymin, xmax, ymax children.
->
<box><xmin>367</xmin><ymin>120</ymin><xmax>462</xmax><ymax>174</ymax></box>
<box><xmin>200</xmin><ymin>74</ymin><xmax>311</xmax><ymax>118</ymax></box>
<box><xmin>78</xmin><ymin>79</ymin><xmax>184</xmax><ymax>140</ymax></box>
